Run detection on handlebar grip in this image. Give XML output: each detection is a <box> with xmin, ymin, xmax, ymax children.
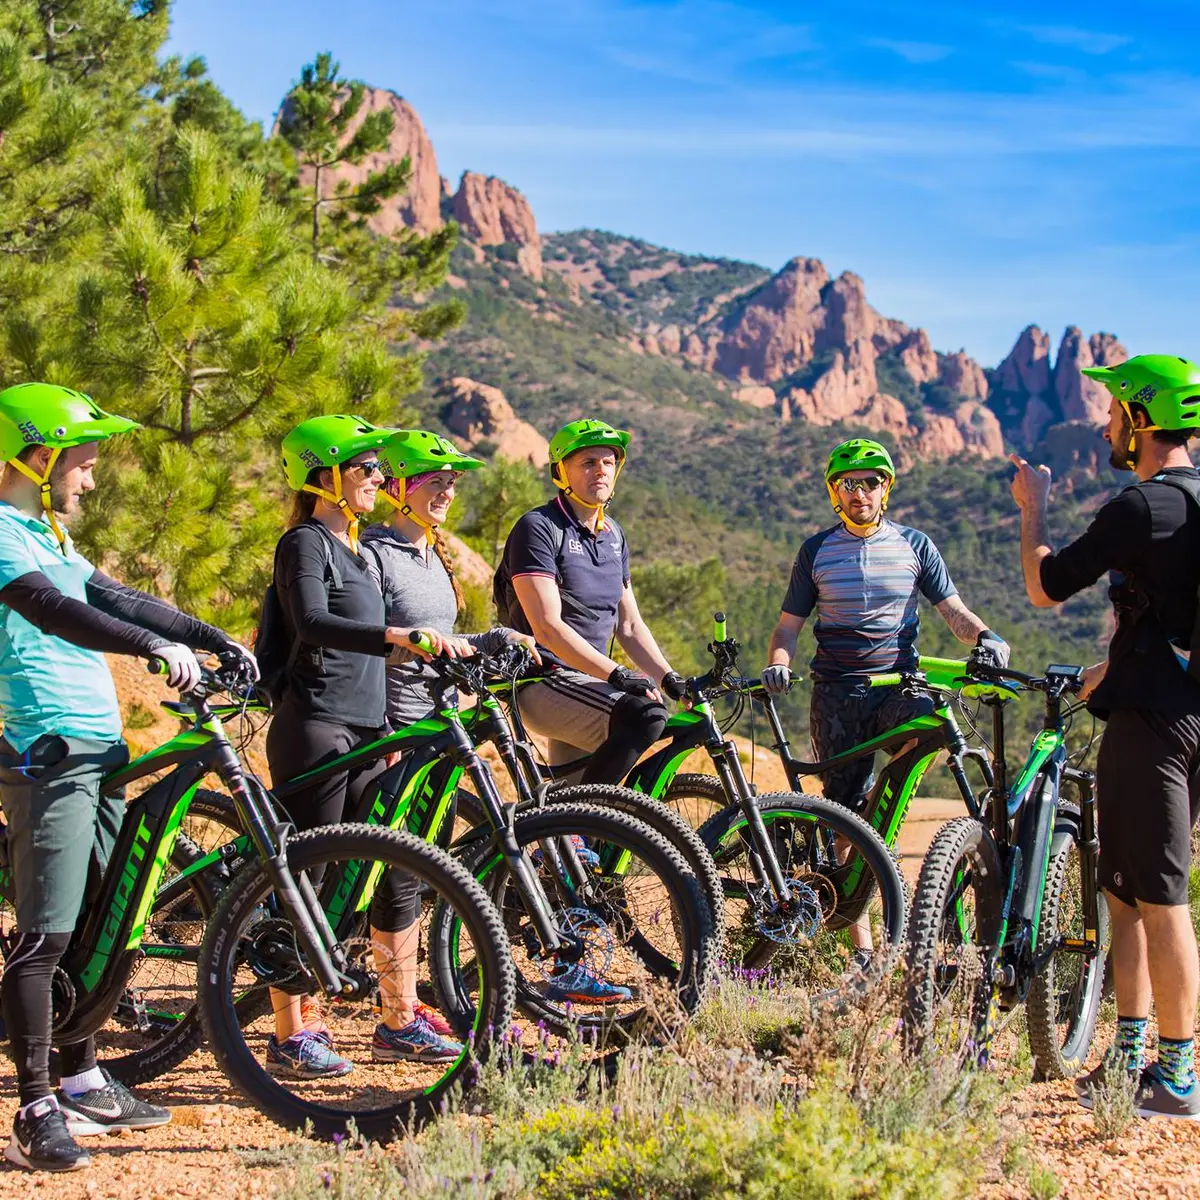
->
<box><xmin>147</xmin><ymin>656</ymin><xmax>165</xmax><ymax>675</ymax></box>
<box><xmin>713</xmin><ymin>611</ymin><xmax>727</xmax><ymax>643</ymax></box>
<box><xmin>409</xmin><ymin>630</ymin><xmax>436</xmax><ymax>655</ymax></box>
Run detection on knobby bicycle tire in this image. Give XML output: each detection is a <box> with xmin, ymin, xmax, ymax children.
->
<box><xmin>430</xmin><ymin>802</ymin><xmax>714</xmax><ymax>1043</ymax></box>
<box><xmin>1025</xmin><ymin>822</ymin><xmax>1109</xmax><ymax>1080</ymax></box>
<box><xmin>519</xmin><ymin>782</ymin><xmax>726</xmax><ymax>953</ymax></box>
<box><xmin>697</xmin><ymin>792</ymin><xmax>908</xmax><ymax>997</ymax></box>
<box><xmin>663</xmin><ymin>772</ymin><xmax>730</xmax><ymax>831</ymax></box>
<box><xmin>903</xmin><ymin>815</ymin><xmax>1003</xmax><ymax>1054</ymax></box>
<box><xmin>196</xmin><ymin>824</ymin><xmax>515</xmax><ymax>1142</ymax></box>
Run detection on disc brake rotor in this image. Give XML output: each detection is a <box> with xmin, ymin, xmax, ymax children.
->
<box><xmin>755</xmin><ymin>878</ymin><xmax>825</xmax><ymax>944</ymax></box>
<box><xmin>535</xmin><ymin>907</ymin><xmax>615</xmax><ymax>983</ymax></box>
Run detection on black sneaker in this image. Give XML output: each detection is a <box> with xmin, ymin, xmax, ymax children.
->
<box><xmin>1135</xmin><ymin>1063</ymin><xmax>1200</xmax><ymax>1121</ymax></box>
<box><xmin>58</xmin><ymin>1070</ymin><xmax>172</xmax><ymax>1135</ymax></box>
<box><xmin>4</xmin><ymin>1097</ymin><xmax>90</xmax><ymax>1172</ymax></box>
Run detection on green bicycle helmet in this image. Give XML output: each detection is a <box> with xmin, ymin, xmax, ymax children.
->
<box><xmin>824</xmin><ymin>438</ymin><xmax>896</xmax><ymax>482</ymax></box>
<box><xmin>0</xmin><ymin>382</ymin><xmax>138</xmax><ymax>550</ymax></box>
<box><xmin>378</xmin><ymin>429</ymin><xmax>484</xmax><ymax>479</ymax></box>
<box><xmin>547</xmin><ymin>418</ymin><xmax>630</xmax><ymax>530</ymax></box>
<box><xmin>1081</xmin><ymin>355</ymin><xmax>1200</xmax><ymax>432</ymax></box>
<box><xmin>0</xmin><ymin>382</ymin><xmax>138</xmax><ymax>459</ymax></box>
<box><xmin>280</xmin><ymin>414</ymin><xmax>394</xmax><ymax>490</ymax></box>
<box><xmin>548</xmin><ymin>418</ymin><xmax>630</xmax><ymax>467</ymax></box>
<box><xmin>824</xmin><ymin>438</ymin><xmax>895</xmax><ymax>534</ymax></box>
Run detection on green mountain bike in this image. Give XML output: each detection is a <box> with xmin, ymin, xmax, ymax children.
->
<box><xmin>140</xmin><ymin>640</ymin><xmax>714</xmax><ymax>1074</ymax></box>
<box><xmin>479</xmin><ymin>617</ymin><xmax>908</xmax><ymax>996</ymax></box>
<box><xmin>900</xmin><ymin>659</ymin><xmax>1108</xmax><ymax>1081</ymax></box>
<box><xmin>0</xmin><ymin>653</ymin><xmax>516</xmax><ymax>1141</ymax></box>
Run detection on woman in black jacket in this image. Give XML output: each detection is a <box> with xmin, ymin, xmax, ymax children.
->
<box><xmin>264</xmin><ymin>415</ymin><xmax>467</xmax><ymax>1078</ymax></box>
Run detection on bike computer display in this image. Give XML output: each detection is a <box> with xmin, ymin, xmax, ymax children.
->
<box><xmin>1046</xmin><ymin>664</ymin><xmax>1084</xmax><ymax>679</ymax></box>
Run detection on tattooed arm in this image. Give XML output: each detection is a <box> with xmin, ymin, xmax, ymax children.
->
<box><xmin>934</xmin><ymin>595</ymin><xmax>990</xmax><ymax>647</ymax></box>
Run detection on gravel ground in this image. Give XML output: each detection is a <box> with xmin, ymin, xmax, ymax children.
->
<box><xmin>2</xmin><ymin>1058</ymin><xmax>1199</xmax><ymax>1198</ymax></box>
<box><xmin>984</xmin><ymin>1079</ymin><xmax>1200</xmax><ymax>1199</ymax></box>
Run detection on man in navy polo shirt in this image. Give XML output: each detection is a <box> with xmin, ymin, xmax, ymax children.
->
<box><xmin>495</xmin><ymin>420</ymin><xmax>684</xmax><ymax>783</ymax></box>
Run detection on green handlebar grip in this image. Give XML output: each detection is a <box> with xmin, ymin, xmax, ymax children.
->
<box><xmin>147</xmin><ymin>657</ymin><xmax>165</xmax><ymax>675</ymax></box>
<box><xmin>868</xmin><ymin>673</ymin><xmax>902</xmax><ymax>688</ymax></box>
<box><xmin>409</xmin><ymin>630</ymin><xmax>436</xmax><ymax>654</ymax></box>
<box><xmin>713</xmin><ymin>612</ymin><xmax>727</xmax><ymax>642</ymax></box>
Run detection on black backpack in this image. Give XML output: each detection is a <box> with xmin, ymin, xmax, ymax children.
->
<box><xmin>493</xmin><ymin>515</ymin><xmax>624</xmax><ymax>632</ymax></box>
<box><xmin>254</xmin><ymin>526</ymin><xmax>343</xmax><ymax>707</ymax></box>
<box><xmin>1127</xmin><ymin>472</ymin><xmax>1200</xmax><ymax>683</ymax></box>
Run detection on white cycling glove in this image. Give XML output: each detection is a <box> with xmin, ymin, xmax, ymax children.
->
<box><xmin>153</xmin><ymin>644</ymin><xmax>203</xmax><ymax>692</ymax></box>
<box><xmin>761</xmin><ymin>664</ymin><xmax>792</xmax><ymax>695</ymax></box>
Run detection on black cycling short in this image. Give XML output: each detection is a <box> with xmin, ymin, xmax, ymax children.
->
<box><xmin>809</xmin><ymin>678</ymin><xmax>934</xmax><ymax>812</ymax></box>
<box><xmin>1095</xmin><ymin>707</ymin><xmax>1200</xmax><ymax>907</ymax></box>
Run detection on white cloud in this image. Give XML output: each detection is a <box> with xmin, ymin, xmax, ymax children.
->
<box><xmin>1014</xmin><ymin>24</ymin><xmax>1131</xmax><ymax>55</ymax></box>
<box><xmin>867</xmin><ymin>38</ymin><xmax>954</xmax><ymax>65</ymax></box>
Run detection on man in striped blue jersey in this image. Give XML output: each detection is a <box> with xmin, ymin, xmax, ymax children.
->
<box><xmin>761</xmin><ymin>438</ymin><xmax>1009</xmax><ymax>954</ymax></box>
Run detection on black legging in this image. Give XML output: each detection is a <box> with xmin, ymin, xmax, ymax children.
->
<box><xmin>1</xmin><ymin>932</ymin><xmax>96</xmax><ymax>1105</ymax></box>
<box><xmin>266</xmin><ymin>702</ymin><xmax>420</xmax><ymax>932</ymax></box>
<box><xmin>579</xmin><ymin>693</ymin><xmax>668</xmax><ymax>786</ymax></box>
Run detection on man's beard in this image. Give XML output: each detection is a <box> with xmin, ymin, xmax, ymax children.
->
<box><xmin>1109</xmin><ymin>412</ymin><xmax>1138</xmax><ymax>471</ymax></box>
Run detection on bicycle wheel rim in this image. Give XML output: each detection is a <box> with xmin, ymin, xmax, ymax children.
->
<box><xmin>701</xmin><ymin>796</ymin><xmax>905</xmax><ymax>997</ymax></box>
<box><xmin>198</xmin><ymin>824</ymin><xmax>513</xmax><ymax>1141</ymax></box>
<box><xmin>434</xmin><ymin>803</ymin><xmax>709</xmax><ymax>1045</ymax></box>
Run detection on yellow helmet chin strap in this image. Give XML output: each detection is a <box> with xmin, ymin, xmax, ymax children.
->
<box><xmin>302</xmin><ymin>464</ymin><xmax>361</xmax><ymax>552</ymax></box>
<box><xmin>8</xmin><ymin>447</ymin><xmax>67</xmax><ymax>552</ymax></box>
<box><xmin>1118</xmin><ymin>401</ymin><xmax>1159</xmax><ymax>459</ymax></box>
<box><xmin>827</xmin><ymin>476</ymin><xmax>892</xmax><ymax>536</ymax></box>
<box><xmin>378</xmin><ymin>476</ymin><xmax>436</xmax><ymax>543</ymax></box>
<box><xmin>551</xmin><ymin>456</ymin><xmax>624</xmax><ymax>531</ymax></box>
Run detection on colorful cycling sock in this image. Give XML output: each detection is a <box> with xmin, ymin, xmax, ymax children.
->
<box><xmin>1156</xmin><ymin>1036</ymin><xmax>1197</xmax><ymax>1096</ymax></box>
<box><xmin>1114</xmin><ymin>1015</ymin><xmax>1148</xmax><ymax>1072</ymax></box>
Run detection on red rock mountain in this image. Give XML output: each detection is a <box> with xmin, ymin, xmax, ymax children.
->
<box><xmin>451</xmin><ymin>172</ymin><xmax>543</xmax><ymax>281</ymax></box>
<box><xmin>286</xmin><ymin>84</ymin><xmax>1127</xmax><ymax>465</ymax></box>
<box><xmin>991</xmin><ymin>324</ymin><xmax>1127</xmax><ymax>454</ymax></box>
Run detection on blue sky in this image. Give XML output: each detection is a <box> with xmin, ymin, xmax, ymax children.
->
<box><xmin>167</xmin><ymin>1</ymin><xmax>1200</xmax><ymax>366</ymax></box>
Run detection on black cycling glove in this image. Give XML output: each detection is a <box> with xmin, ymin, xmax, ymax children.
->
<box><xmin>608</xmin><ymin>665</ymin><xmax>657</xmax><ymax>696</ymax></box>
<box><xmin>660</xmin><ymin>671</ymin><xmax>688</xmax><ymax>702</ymax></box>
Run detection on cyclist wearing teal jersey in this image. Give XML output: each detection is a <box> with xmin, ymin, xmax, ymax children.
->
<box><xmin>0</xmin><ymin>384</ymin><xmax>256</xmax><ymax>1173</ymax></box>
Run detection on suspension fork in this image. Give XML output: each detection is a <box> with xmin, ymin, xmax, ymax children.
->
<box><xmin>210</xmin><ymin>732</ymin><xmax>352</xmax><ymax>997</ymax></box>
<box><xmin>452</xmin><ymin>725</ymin><xmax>567</xmax><ymax>957</ymax></box>
<box><xmin>710</xmin><ymin>732</ymin><xmax>791</xmax><ymax>900</ymax></box>
<box><xmin>1066</xmin><ymin>766</ymin><xmax>1101</xmax><ymax>949</ymax></box>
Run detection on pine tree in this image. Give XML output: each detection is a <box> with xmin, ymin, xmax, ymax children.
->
<box><xmin>276</xmin><ymin>52</ymin><xmax>464</xmax><ymax>357</ymax></box>
<box><xmin>457</xmin><ymin>455</ymin><xmax>546</xmax><ymax>565</ymax></box>
<box><xmin>0</xmin><ymin>1</ymin><xmax>167</xmax><ymax>377</ymax></box>
<box><xmin>67</xmin><ymin>126</ymin><xmax>405</xmax><ymax>627</ymax></box>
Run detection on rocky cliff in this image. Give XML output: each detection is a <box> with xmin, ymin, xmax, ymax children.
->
<box><xmin>990</xmin><ymin>324</ymin><xmax>1127</xmax><ymax>450</ymax></box>
<box><xmin>286</xmin><ymin>86</ymin><xmax>443</xmax><ymax>236</ymax></box>
<box><xmin>286</xmin><ymin>84</ymin><xmax>1128</xmax><ymax>467</ymax></box>
<box><xmin>452</xmin><ymin>172</ymin><xmax>543</xmax><ymax>281</ymax></box>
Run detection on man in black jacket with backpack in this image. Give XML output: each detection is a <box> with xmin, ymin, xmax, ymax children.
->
<box><xmin>1012</xmin><ymin>354</ymin><xmax>1200</xmax><ymax>1120</ymax></box>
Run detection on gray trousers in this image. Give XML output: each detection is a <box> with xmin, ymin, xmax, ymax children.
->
<box><xmin>0</xmin><ymin>735</ymin><xmax>129</xmax><ymax>934</ymax></box>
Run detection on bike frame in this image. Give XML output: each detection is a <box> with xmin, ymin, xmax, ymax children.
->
<box><xmin>168</xmin><ymin>689</ymin><xmax>581</xmax><ymax>959</ymax></box>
